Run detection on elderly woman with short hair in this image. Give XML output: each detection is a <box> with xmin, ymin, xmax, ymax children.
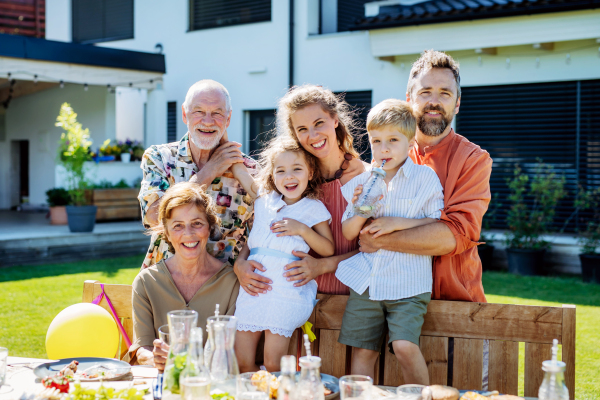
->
<box><xmin>126</xmin><ymin>182</ymin><xmax>239</xmax><ymax>370</ymax></box>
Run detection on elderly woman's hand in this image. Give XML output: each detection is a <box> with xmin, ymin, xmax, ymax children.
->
<box><xmin>152</xmin><ymin>339</ymin><xmax>169</xmax><ymax>373</ymax></box>
<box><xmin>233</xmin><ymin>258</ymin><xmax>272</xmax><ymax>296</ymax></box>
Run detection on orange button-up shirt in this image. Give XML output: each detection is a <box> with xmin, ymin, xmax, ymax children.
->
<box><xmin>410</xmin><ymin>129</ymin><xmax>492</xmax><ymax>303</ymax></box>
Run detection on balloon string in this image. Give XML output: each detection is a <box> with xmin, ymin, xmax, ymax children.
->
<box><xmin>92</xmin><ymin>284</ymin><xmax>132</xmax><ymax>348</ymax></box>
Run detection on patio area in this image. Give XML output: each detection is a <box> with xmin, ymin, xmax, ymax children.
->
<box><xmin>0</xmin><ymin>210</ymin><xmax>148</xmax><ymax>267</ymax></box>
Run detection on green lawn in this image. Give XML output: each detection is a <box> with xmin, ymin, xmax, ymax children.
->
<box><xmin>0</xmin><ymin>257</ymin><xmax>599</xmax><ymax>399</ymax></box>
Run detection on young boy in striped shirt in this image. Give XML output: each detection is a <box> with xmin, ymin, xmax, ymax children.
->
<box><xmin>336</xmin><ymin>99</ymin><xmax>444</xmax><ymax>384</ymax></box>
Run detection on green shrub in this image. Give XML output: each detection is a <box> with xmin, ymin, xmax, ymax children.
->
<box><xmin>45</xmin><ymin>188</ymin><xmax>71</xmax><ymax>207</ymax></box>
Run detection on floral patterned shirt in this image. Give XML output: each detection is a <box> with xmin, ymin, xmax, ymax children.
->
<box><xmin>138</xmin><ymin>133</ymin><xmax>257</xmax><ymax>269</ymax></box>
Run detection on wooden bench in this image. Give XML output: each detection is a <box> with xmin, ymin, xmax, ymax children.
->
<box><xmin>82</xmin><ymin>281</ymin><xmax>575</xmax><ymax>398</ymax></box>
<box><xmin>92</xmin><ymin>188</ymin><xmax>140</xmax><ymax>221</ymax></box>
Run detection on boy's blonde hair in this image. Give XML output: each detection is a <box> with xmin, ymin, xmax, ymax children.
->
<box><xmin>366</xmin><ymin>99</ymin><xmax>416</xmax><ymax>141</ymax></box>
<box><xmin>256</xmin><ymin>136</ymin><xmax>323</xmax><ymax>200</ymax></box>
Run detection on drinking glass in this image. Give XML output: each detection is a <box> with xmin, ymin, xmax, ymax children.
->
<box><xmin>237</xmin><ymin>372</ymin><xmax>270</xmax><ymax>400</ymax></box>
<box><xmin>158</xmin><ymin>324</ymin><xmax>170</xmax><ymax>345</ymax></box>
<box><xmin>0</xmin><ymin>347</ymin><xmax>7</xmax><ymax>387</ymax></box>
<box><xmin>396</xmin><ymin>384</ymin><xmax>426</xmax><ymax>400</ymax></box>
<box><xmin>181</xmin><ymin>376</ymin><xmax>211</xmax><ymax>400</ymax></box>
<box><xmin>339</xmin><ymin>375</ymin><xmax>372</xmax><ymax>400</ymax></box>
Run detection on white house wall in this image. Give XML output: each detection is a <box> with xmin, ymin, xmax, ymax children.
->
<box><xmin>43</xmin><ymin>1</ymin><xmax>600</xmax><ymax>151</ymax></box>
<box><xmin>0</xmin><ymin>84</ymin><xmax>114</xmax><ymax>208</ymax></box>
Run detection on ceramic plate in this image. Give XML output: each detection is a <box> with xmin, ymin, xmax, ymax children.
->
<box><xmin>33</xmin><ymin>357</ymin><xmax>131</xmax><ymax>382</ymax></box>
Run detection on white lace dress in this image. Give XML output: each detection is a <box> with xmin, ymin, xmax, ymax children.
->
<box><xmin>235</xmin><ymin>191</ymin><xmax>332</xmax><ymax>337</ymax></box>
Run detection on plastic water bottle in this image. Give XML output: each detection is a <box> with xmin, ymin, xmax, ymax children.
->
<box><xmin>352</xmin><ymin>161</ymin><xmax>387</xmax><ymax>219</ymax></box>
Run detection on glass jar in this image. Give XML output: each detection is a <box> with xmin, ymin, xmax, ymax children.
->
<box><xmin>296</xmin><ymin>356</ymin><xmax>324</xmax><ymax>400</ymax></box>
<box><xmin>163</xmin><ymin>310</ymin><xmax>198</xmax><ymax>399</ymax></box>
<box><xmin>538</xmin><ymin>359</ymin><xmax>569</xmax><ymax>400</ymax></box>
<box><xmin>352</xmin><ymin>167</ymin><xmax>387</xmax><ymax>219</ymax></box>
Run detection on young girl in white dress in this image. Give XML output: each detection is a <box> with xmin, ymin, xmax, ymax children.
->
<box><xmin>231</xmin><ymin>136</ymin><xmax>334</xmax><ymax>372</ymax></box>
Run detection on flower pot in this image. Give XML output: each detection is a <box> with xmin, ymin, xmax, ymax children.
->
<box><xmin>506</xmin><ymin>248</ymin><xmax>546</xmax><ymax>276</ymax></box>
<box><xmin>49</xmin><ymin>206</ymin><xmax>68</xmax><ymax>225</ymax></box>
<box><xmin>66</xmin><ymin>205</ymin><xmax>97</xmax><ymax>233</ymax></box>
<box><xmin>120</xmin><ymin>153</ymin><xmax>131</xmax><ymax>163</ymax></box>
<box><xmin>580</xmin><ymin>253</ymin><xmax>600</xmax><ymax>284</ymax></box>
<box><xmin>478</xmin><ymin>244</ymin><xmax>495</xmax><ymax>271</ymax></box>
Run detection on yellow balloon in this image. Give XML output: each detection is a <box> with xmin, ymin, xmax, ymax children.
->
<box><xmin>46</xmin><ymin>303</ymin><xmax>119</xmax><ymax>359</ymax></box>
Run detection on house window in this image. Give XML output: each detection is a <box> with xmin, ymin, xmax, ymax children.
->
<box><xmin>336</xmin><ymin>90</ymin><xmax>372</xmax><ymax>162</ymax></box>
<box><xmin>189</xmin><ymin>0</ymin><xmax>271</xmax><ymax>31</ymax></box>
<box><xmin>456</xmin><ymin>79</ymin><xmax>600</xmax><ymax>232</ymax></box>
<box><xmin>72</xmin><ymin>0</ymin><xmax>134</xmax><ymax>44</ymax></box>
<box><xmin>320</xmin><ymin>0</ymin><xmax>370</xmax><ymax>34</ymax></box>
<box><xmin>167</xmin><ymin>102</ymin><xmax>178</xmax><ymax>143</ymax></box>
<box><xmin>248</xmin><ymin>109</ymin><xmax>276</xmax><ymax>157</ymax></box>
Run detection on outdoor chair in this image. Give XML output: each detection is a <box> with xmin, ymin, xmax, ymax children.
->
<box><xmin>82</xmin><ymin>281</ymin><xmax>576</xmax><ymax>398</ymax></box>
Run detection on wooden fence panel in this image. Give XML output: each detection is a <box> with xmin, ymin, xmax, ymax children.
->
<box><xmin>319</xmin><ymin>330</ymin><xmax>347</xmax><ymax>378</ymax></box>
<box><xmin>420</xmin><ymin>336</ymin><xmax>448</xmax><ymax>386</ymax></box>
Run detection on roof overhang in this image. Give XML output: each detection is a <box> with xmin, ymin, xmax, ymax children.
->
<box><xmin>368</xmin><ymin>9</ymin><xmax>600</xmax><ymax>58</ymax></box>
<box><xmin>0</xmin><ymin>33</ymin><xmax>165</xmax><ymax>90</ymax></box>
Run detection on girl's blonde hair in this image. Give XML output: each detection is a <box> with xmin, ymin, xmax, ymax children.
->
<box><xmin>149</xmin><ymin>182</ymin><xmax>220</xmax><ymax>252</ymax></box>
<box><xmin>276</xmin><ymin>84</ymin><xmax>361</xmax><ymax>159</ymax></box>
<box><xmin>255</xmin><ymin>136</ymin><xmax>323</xmax><ymax>200</ymax></box>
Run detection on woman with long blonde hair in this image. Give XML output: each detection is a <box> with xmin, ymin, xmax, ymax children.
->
<box><xmin>234</xmin><ymin>85</ymin><xmax>368</xmax><ymax>296</ymax></box>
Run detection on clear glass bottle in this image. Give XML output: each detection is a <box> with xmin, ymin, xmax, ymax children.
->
<box><xmin>206</xmin><ymin>315</ymin><xmax>239</xmax><ymax>397</ymax></box>
<box><xmin>538</xmin><ymin>339</ymin><xmax>569</xmax><ymax>400</ymax></box>
<box><xmin>277</xmin><ymin>355</ymin><xmax>297</xmax><ymax>400</ymax></box>
<box><xmin>296</xmin><ymin>356</ymin><xmax>324</xmax><ymax>400</ymax></box>
<box><xmin>163</xmin><ymin>310</ymin><xmax>198</xmax><ymax>400</ymax></box>
<box><xmin>204</xmin><ymin>304</ymin><xmax>220</xmax><ymax>369</ymax></box>
<box><xmin>352</xmin><ymin>166</ymin><xmax>387</xmax><ymax>219</ymax></box>
<box><xmin>180</xmin><ymin>327</ymin><xmax>211</xmax><ymax>400</ymax></box>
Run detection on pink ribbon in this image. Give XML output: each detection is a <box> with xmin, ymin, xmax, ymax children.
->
<box><xmin>92</xmin><ymin>283</ymin><xmax>132</xmax><ymax>348</ymax></box>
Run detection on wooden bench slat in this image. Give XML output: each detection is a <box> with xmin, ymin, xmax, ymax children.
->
<box><xmin>452</xmin><ymin>338</ymin><xmax>483</xmax><ymax>391</ymax></box>
<box><xmin>561</xmin><ymin>305</ymin><xmax>576</xmax><ymax>399</ymax></box>
<box><xmin>313</xmin><ymin>294</ymin><xmax>348</xmax><ymax>330</ymax></box>
<box><xmin>420</xmin><ymin>336</ymin><xmax>448</xmax><ymax>386</ymax></box>
<box><xmin>93</xmin><ymin>189</ymin><xmax>139</xmax><ymax>201</ymax></box>
<box><xmin>422</xmin><ymin>302</ymin><xmax>563</xmax><ymax>344</ymax></box>
<box><xmin>319</xmin><ymin>329</ymin><xmax>347</xmax><ymax>378</ymax></box>
<box><xmin>488</xmin><ymin>340</ymin><xmax>519</xmax><ymax>395</ymax></box>
<box><xmin>524</xmin><ymin>342</ymin><xmax>552</xmax><ymax>397</ymax></box>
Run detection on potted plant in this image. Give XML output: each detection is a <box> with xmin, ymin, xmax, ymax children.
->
<box><xmin>94</xmin><ymin>139</ymin><xmax>118</xmax><ymax>162</ymax></box>
<box><xmin>131</xmin><ymin>140</ymin><xmax>145</xmax><ymax>162</ymax></box>
<box><xmin>45</xmin><ymin>188</ymin><xmax>70</xmax><ymax>225</ymax></box>
<box><xmin>562</xmin><ymin>186</ymin><xmax>600</xmax><ymax>283</ymax></box>
<box><xmin>478</xmin><ymin>193</ymin><xmax>501</xmax><ymax>271</ymax></box>
<box><xmin>504</xmin><ymin>161</ymin><xmax>566</xmax><ymax>276</ymax></box>
<box><xmin>56</xmin><ymin>103</ymin><xmax>97</xmax><ymax>233</ymax></box>
<box><xmin>118</xmin><ymin>139</ymin><xmax>133</xmax><ymax>163</ymax></box>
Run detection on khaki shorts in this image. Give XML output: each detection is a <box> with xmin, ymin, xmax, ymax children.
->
<box><xmin>338</xmin><ymin>288</ymin><xmax>430</xmax><ymax>352</ymax></box>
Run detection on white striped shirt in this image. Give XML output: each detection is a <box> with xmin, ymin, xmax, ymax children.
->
<box><xmin>336</xmin><ymin>157</ymin><xmax>444</xmax><ymax>301</ymax></box>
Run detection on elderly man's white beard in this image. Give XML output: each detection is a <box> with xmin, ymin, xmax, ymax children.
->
<box><xmin>189</xmin><ymin>125</ymin><xmax>224</xmax><ymax>150</ymax></box>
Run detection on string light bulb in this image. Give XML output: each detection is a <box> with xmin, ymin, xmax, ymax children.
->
<box><xmin>84</xmin><ymin>83</ymin><xmax>88</xmax><ymax>91</ymax></box>
<box><xmin>59</xmin><ymin>80</ymin><xmax>64</xmax><ymax>89</ymax></box>
<box><xmin>478</xmin><ymin>56</ymin><xmax>482</xmax><ymax>66</ymax></box>
<box><xmin>506</xmin><ymin>58</ymin><xmax>510</xmax><ymax>69</ymax></box>
<box><xmin>566</xmin><ymin>53</ymin><xmax>571</xmax><ymax>64</ymax></box>
<box><xmin>33</xmin><ymin>74</ymin><xmax>38</xmax><ymax>84</ymax></box>
<box><xmin>535</xmin><ymin>58</ymin><xmax>540</xmax><ymax>68</ymax></box>
<box><xmin>107</xmin><ymin>84</ymin><xmax>111</xmax><ymax>92</ymax></box>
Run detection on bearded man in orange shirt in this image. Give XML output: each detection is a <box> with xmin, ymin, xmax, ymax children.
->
<box><xmin>359</xmin><ymin>50</ymin><xmax>492</xmax><ymax>303</ymax></box>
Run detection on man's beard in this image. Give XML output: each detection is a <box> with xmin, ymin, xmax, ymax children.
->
<box><xmin>417</xmin><ymin>105</ymin><xmax>454</xmax><ymax>137</ymax></box>
<box><xmin>189</xmin><ymin>125</ymin><xmax>223</xmax><ymax>150</ymax></box>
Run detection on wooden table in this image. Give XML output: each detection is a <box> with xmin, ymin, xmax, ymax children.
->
<box><xmin>2</xmin><ymin>357</ymin><xmax>158</xmax><ymax>400</ymax></box>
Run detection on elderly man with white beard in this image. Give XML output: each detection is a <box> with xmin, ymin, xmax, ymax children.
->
<box><xmin>138</xmin><ymin>79</ymin><xmax>258</xmax><ymax>269</ymax></box>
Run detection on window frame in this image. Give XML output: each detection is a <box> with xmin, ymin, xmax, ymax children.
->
<box><xmin>72</xmin><ymin>0</ymin><xmax>134</xmax><ymax>44</ymax></box>
<box><xmin>188</xmin><ymin>0</ymin><xmax>272</xmax><ymax>32</ymax></box>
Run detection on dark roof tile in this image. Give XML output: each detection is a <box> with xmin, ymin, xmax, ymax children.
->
<box><xmin>351</xmin><ymin>0</ymin><xmax>599</xmax><ymax>30</ymax></box>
